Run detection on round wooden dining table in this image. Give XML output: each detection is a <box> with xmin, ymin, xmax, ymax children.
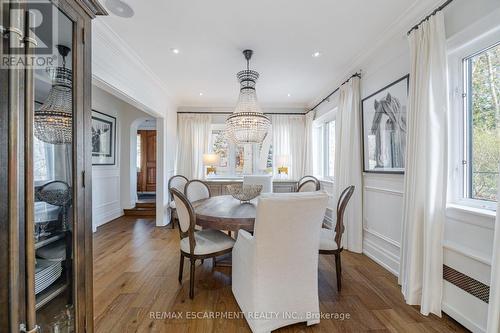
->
<box><xmin>192</xmin><ymin>195</ymin><xmax>257</xmax><ymax>232</ymax></box>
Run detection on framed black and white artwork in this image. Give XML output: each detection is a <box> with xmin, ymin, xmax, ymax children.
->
<box><xmin>92</xmin><ymin>110</ymin><xmax>116</xmax><ymax>165</ymax></box>
<box><xmin>362</xmin><ymin>75</ymin><xmax>409</xmax><ymax>174</ymax></box>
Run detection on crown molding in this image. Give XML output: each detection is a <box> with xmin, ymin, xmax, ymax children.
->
<box><xmin>177</xmin><ymin>106</ymin><xmax>307</xmax><ymax>114</ymax></box>
<box><xmin>92</xmin><ymin>19</ymin><xmax>177</xmax><ymax>116</ymax></box>
<box><xmin>307</xmin><ymin>0</ymin><xmax>443</xmax><ymax>109</ymax></box>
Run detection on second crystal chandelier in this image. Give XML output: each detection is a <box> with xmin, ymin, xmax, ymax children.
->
<box><xmin>226</xmin><ymin>50</ymin><xmax>271</xmax><ymax>144</ymax></box>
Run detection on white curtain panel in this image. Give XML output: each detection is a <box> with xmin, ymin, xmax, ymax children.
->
<box><xmin>333</xmin><ymin>76</ymin><xmax>363</xmax><ymax>253</ymax></box>
<box><xmin>176</xmin><ymin>114</ymin><xmax>212</xmax><ymax>179</ymax></box>
<box><xmin>303</xmin><ymin>110</ymin><xmax>315</xmax><ymax>176</ymax></box>
<box><xmin>399</xmin><ymin>12</ymin><xmax>448</xmax><ymax>317</ymax></box>
<box><xmin>487</xmin><ymin>167</ymin><xmax>500</xmax><ymax>333</ymax></box>
<box><xmin>271</xmin><ymin>115</ymin><xmax>306</xmax><ymax>179</ymax></box>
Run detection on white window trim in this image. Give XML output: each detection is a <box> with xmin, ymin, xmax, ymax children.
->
<box><xmin>447</xmin><ymin>17</ymin><xmax>500</xmax><ymax>213</ymax></box>
<box><xmin>313</xmin><ymin>108</ymin><xmax>337</xmax><ymax>182</ymax></box>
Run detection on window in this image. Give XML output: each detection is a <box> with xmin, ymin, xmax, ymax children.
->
<box><xmin>33</xmin><ymin>137</ymin><xmax>54</xmax><ymax>183</ymax></box>
<box><xmin>327</xmin><ymin>120</ymin><xmax>335</xmax><ymax>177</ymax></box>
<box><xmin>463</xmin><ymin>42</ymin><xmax>499</xmax><ymax>203</ymax></box>
<box><xmin>312</xmin><ymin>110</ymin><xmax>337</xmax><ymax>180</ymax></box>
<box><xmin>210</xmin><ymin>125</ymin><xmax>265</xmax><ymax>177</ymax></box>
<box><xmin>211</xmin><ymin>129</ymin><xmax>230</xmax><ymax>174</ymax></box>
<box><xmin>210</xmin><ymin>126</ymin><xmax>271</xmax><ymax>176</ymax></box>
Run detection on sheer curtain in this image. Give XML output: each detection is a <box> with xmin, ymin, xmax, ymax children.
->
<box><xmin>399</xmin><ymin>12</ymin><xmax>448</xmax><ymax>317</ymax></box>
<box><xmin>333</xmin><ymin>76</ymin><xmax>362</xmax><ymax>253</ymax></box>
<box><xmin>271</xmin><ymin>115</ymin><xmax>305</xmax><ymax>179</ymax></box>
<box><xmin>487</xmin><ymin>167</ymin><xmax>500</xmax><ymax>333</ymax></box>
<box><xmin>303</xmin><ymin>111</ymin><xmax>315</xmax><ymax>176</ymax></box>
<box><xmin>177</xmin><ymin>114</ymin><xmax>212</xmax><ymax>179</ymax></box>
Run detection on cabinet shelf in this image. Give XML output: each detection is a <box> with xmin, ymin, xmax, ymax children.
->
<box><xmin>35</xmin><ymin>277</ymin><xmax>68</xmax><ymax>310</ymax></box>
<box><xmin>35</xmin><ymin>232</ymin><xmax>65</xmax><ymax>250</ymax></box>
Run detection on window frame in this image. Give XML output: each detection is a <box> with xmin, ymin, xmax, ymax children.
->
<box><xmin>209</xmin><ymin>124</ymin><xmax>272</xmax><ymax>177</ymax></box>
<box><xmin>313</xmin><ymin>108</ymin><xmax>337</xmax><ymax>181</ymax></box>
<box><xmin>447</xmin><ymin>29</ymin><xmax>499</xmax><ymax>212</ymax></box>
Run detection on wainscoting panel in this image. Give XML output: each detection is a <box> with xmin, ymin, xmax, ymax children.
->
<box><xmin>92</xmin><ymin>167</ymin><xmax>123</xmax><ymax>231</ymax></box>
<box><xmin>362</xmin><ymin>173</ymin><xmax>404</xmax><ymax>276</ymax></box>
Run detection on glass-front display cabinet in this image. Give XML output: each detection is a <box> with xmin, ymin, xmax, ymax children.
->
<box><xmin>0</xmin><ymin>1</ymin><xmax>106</xmax><ymax>332</ymax></box>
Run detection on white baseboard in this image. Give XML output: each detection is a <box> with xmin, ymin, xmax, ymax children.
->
<box><xmin>363</xmin><ymin>238</ymin><xmax>399</xmax><ymax>277</ymax></box>
<box><xmin>93</xmin><ymin>208</ymin><xmax>123</xmax><ymax>232</ymax></box>
<box><xmin>442</xmin><ymin>301</ymin><xmax>485</xmax><ymax>333</ymax></box>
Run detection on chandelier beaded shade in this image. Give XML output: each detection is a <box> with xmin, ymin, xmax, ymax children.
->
<box><xmin>35</xmin><ymin>45</ymin><xmax>72</xmax><ymax>145</ymax></box>
<box><xmin>226</xmin><ymin>50</ymin><xmax>271</xmax><ymax>144</ymax></box>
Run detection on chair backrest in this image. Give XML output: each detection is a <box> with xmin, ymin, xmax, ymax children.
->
<box><xmin>184</xmin><ymin>179</ymin><xmax>211</xmax><ymax>202</ymax></box>
<box><xmin>334</xmin><ymin>186</ymin><xmax>355</xmax><ymax>249</ymax></box>
<box><xmin>243</xmin><ymin>175</ymin><xmax>273</xmax><ymax>193</ymax></box>
<box><xmin>252</xmin><ymin>191</ymin><xmax>329</xmax><ymax>289</ymax></box>
<box><xmin>168</xmin><ymin>175</ymin><xmax>188</xmax><ymax>194</ymax></box>
<box><xmin>297</xmin><ymin>179</ymin><xmax>318</xmax><ymax>192</ymax></box>
<box><xmin>170</xmin><ymin>188</ymin><xmax>196</xmax><ymax>253</ymax></box>
<box><xmin>297</xmin><ymin>175</ymin><xmax>320</xmax><ymax>191</ymax></box>
<box><xmin>35</xmin><ymin>181</ymin><xmax>72</xmax><ymax>207</ymax></box>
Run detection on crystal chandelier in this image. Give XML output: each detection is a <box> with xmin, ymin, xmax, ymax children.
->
<box><xmin>35</xmin><ymin>45</ymin><xmax>72</xmax><ymax>145</ymax></box>
<box><xmin>226</xmin><ymin>50</ymin><xmax>271</xmax><ymax>144</ymax></box>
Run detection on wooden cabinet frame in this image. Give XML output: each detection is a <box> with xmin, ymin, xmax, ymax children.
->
<box><xmin>0</xmin><ymin>1</ymin><xmax>106</xmax><ymax>332</ymax></box>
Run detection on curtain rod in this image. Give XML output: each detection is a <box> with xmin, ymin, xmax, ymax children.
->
<box><xmin>407</xmin><ymin>0</ymin><xmax>454</xmax><ymax>35</ymax></box>
<box><xmin>307</xmin><ymin>72</ymin><xmax>361</xmax><ymax>113</ymax></box>
<box><xmin>177</xmin><ymin>111</ymin><xmax>307</xmax><ymax>115</ymax></box>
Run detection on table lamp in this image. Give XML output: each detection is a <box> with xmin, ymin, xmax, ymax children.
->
<box><xmin>203</xmin><ymin>153</ymin><xmax>219</xmax><ymax>176</ymax></box>
<box><xmin>276</xmin><ymin>155</ymin><xmax>289</xmax><ymax>176</ymax></box>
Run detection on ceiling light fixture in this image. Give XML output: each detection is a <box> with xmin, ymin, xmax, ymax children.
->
<box><xmin>35</xmin><ymin>45</ymin><xmax>72</xmax><ymax>145</ymax></box>
<box><xmin>225</xmin><ymin>49</ymin><xmax>271</xmax><ymax>144</ymax></box>
<box><xmin>287</xmin><ymin>93</ymin><xmax>291</xmax><ymax>97</ymax></box>
<box><xmin>171</xmin><ymin>48</ymin><xmax>180</xmax><ymax>54</ymax></box>
<box><xmin>105</xmin><ymin>0</ymin><xmax>134</xmax><ymax>18</ymax></box>
<box><xmin>199</xmin><ymin>92</ymin><xmax>204</xmax><ymax>96</ymax></box>
<box><xmin>312</xmin><ymin>51</ymin><xmax>321</xmax><ymax>58</ymax></box>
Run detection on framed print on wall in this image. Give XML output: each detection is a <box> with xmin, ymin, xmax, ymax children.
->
<box><xmin>361</xmin><ymin>75</ymin><xmax>409</xmax><ymax>174</ymax></box>
<box><xmin>92</xmin><ymin>110</ymin><xmax>116</xmax><ymax>165</ymax></box>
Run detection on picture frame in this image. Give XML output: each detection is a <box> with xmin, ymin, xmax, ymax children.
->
<box><xmin>91</xmin><ymin>110</ymin><xmax>116</xmax><ymax>165</ymax></box>
<box><xmin>361</xmin><ymin>75</ymin><xmax>409</xmax><ymax>174</ymax></box>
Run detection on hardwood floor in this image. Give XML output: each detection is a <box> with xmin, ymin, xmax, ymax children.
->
<box><xmin>93</xmin><ymin>216</ymin><xmax>468</xmax><ymax>333</ymax></box>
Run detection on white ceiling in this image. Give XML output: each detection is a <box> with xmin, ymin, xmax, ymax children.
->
<box><xmin>98</xmin><ymin>0</ymin><xmax>430</xmax><ymax>109</ymax></box>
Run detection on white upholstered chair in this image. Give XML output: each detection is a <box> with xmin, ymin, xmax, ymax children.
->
<box><xmin>168</xmin><ymin>175</ymin><xmax>189</xmax><ymax>229</ymax></box>
<box><xmin>184</xmin><ymin>179</ymin><xmax>211</xmax><ymax>202</ymax></box>
<box><xmin>243</xmin><ymin>175</ymin><xmax>273</xmax><ymax>193</ymax></box>
<box><xmin>297</xmin><ymin>179</ymin><xmax>318</xmax><ymax>192</ymax></box>
<box><xmin>232</xmin><ymin>191</ymin><xmax>329</xmax><ymax>333</ymax></box>
<box><xmin>171</xmin><ymin>188</ymin><xmax>235</xmax><ymax>299</ymax></box>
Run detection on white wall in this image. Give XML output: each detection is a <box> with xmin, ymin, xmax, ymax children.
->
<box><xmin>313</xmin><ymin>0</ymin><xmax>499</xmax><ymax>331</ymax></box>
<box><xmin>92</xmin><ymin>18</ymin><xmax>178</xmax><ymax>228</ymax></box>
<box><xmin>91</xmin><ymin>85</ymin><xmax>155</xmax><ymax>231</ymax></box>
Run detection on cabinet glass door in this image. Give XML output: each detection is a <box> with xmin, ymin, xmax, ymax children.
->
<box><xmin>32</xmin><ymin>4</ymin><xmax>75</xmax><ymax>332</ymax></box>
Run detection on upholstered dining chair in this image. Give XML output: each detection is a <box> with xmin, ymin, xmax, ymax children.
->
<box><xmin>232</xmin><ymin>191</ymin><xmax>329</xmax><ymax>332</ymax></box>
<box><xmin>297</xmin><ymin>175</ymin><xmax>321</xmax><ymax>191</ymax></box>
<box><xmin>171</xmin><ymin>188</ymin><xmax>235</xmax><ymax>299</ymax></box>
<box><xmin>297</xmin><ymin>179</ymin><xmax>318</xmax><ymax>192</ymax></box>
<box><xmin>168</xmin><ymin>175</ymin><xmax>189</xmax><ymax>229</ymax></box>
<box><xmin>184</xmin><ymin>179</ymin><xmax>211</xmax><ymax>203</ymax></box>
<box><xmin>319</xmin><ymin>185</ymin><xmax>355</xmax><ymax>292</ymax></box>
<box><xmin>243</xmin><ymin>175</ymin><xmax>273</xmax><ymax>193</ymax></box>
